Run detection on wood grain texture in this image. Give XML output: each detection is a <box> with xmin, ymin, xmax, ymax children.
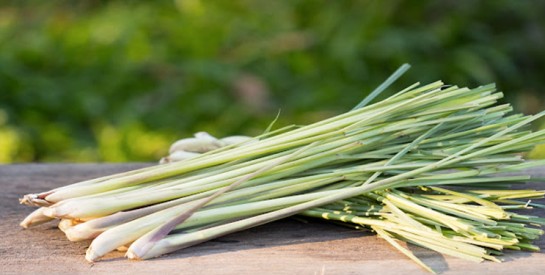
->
<box><xmin>1</xmin><ymin>163</ymin><xmax>544</xmax><ymax>274</ymax></box>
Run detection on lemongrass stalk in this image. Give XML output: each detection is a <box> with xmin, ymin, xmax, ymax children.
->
<box><xmin>84</xmin><ymin>143</ymin><xmax>315</xmax><ymax>258</ymax></box>
<box><xmin>122</xmin><ymin>199</ymin><xmax>392</xmax><ymax>260</ymax></box>
<box><xmin>43</xmin><ymin>128</ymin><xmax>347</xmax><ymax>203</ymax></box>
<box><xmin>214</xmin><ymin>175</ymin><xmax>349</xmax><ymax>206</ymax></box>
<box><xmin>84</xmin><ymin>198</ymin><xmax>204</xmax><ymax>260</ymax></box>
<box><xmin>19</xmin><ymin>164</ymin><xmax>164</xmax><ymax>206</ymax></box>
<box><xmin>26</xmin><ymin>178</ymin><xmax>172</xmax><ymax>213</ymax></box>
<box><xmin>47</xmin><ymin>154</ymin><xmax>301</xmax><ymax>217</ymax></box>
<box><xmin>87</xmin><ymin>148</ymin><xmax>299</xmax><ymax>198</ymax></box>
<box><xmin>65</xmin><ymin>173</ymin><xmax>347</xmax><ymax>241</ymax></box>
<box><xmin>20</xmin><ymin>207</ymin><xmax>54</xmax><ymax>228</ymax></box>
<box><xmin>87</xmin><ymin>188</ymin><xmax>348</xmax><ymax>262</ymax></box>
<box><xmin>72</xmin><ymin>174</ymin><xmax>346</xmax><ymax>240</ymax></box>
<box><xmin>122</xmin><ymin>175</ymin><xmax>431</xmax><ymax>259</ymax></box>
<box><xmin>173</xmin><ymin>189</ymin><xmax>360</xmax><ymax>230</ymax></box>
<box><xmin>63</xmin><ymin>189</ymin><xmax>216</xmax><ymax>241</ymax></box>
<box><xmin>46</xmin><ymin>142</ymin><xmax>361</xmax><ymax>219</ymax></box>
<box><xmin>123</xmin><ymin>142</ymin><xmax>321</xmax><ymax>258</ymax></box>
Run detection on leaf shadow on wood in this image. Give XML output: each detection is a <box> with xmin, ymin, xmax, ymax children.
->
<box><xmin>140</xmin><ymin>217</ymin><xmax>451</xmax><ymax>274</ymax></box>
<box><xmin>133</xmin><ymin>217</ymin><xmax>380</xmax><ymax>260</ymax></box>
<box><xmin>406</xmin><ymin>242</ymin><xmax>449</xmax><ymax>274</ymax></box>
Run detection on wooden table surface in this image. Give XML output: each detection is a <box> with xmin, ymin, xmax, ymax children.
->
<box><xmin>1</xmin><ymin>163</ymin><xmax>544</xmax><ymax>274</ymax></box>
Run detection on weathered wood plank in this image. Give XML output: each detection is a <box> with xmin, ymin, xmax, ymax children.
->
<box><xmin>1</xmin><ymin>164</ymin><xmax>544</xmax><ymax>274</ymax></box>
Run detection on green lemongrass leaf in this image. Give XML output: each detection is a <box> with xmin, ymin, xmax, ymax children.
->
<box><xmin>382</xmin><ymin>198</ymin><xmax>432</xmax><ymax>231</ymax></box>
<box><xmin>516</xmin><ymin>243</ymin><xmax>541</xmax><ymax>251</ymax></box>
<box><xmin>372</xmin><ymin>226</ymin><xmax>436</xmax><ymax>274</ymax></box>
<box><xmin>377</xmin><ymin>192</ymin><xmax>474</xmax><ymax>233</ymax></box>
<box><xmin>213</xmin><ymin>175</ymin><xmax>346</xmax><ymax>206</ymax></box>
<box><xmin>504</xmin><ymin>245</ymin><xmax>522</xmax><ymax>251</ymax></box>
<box><xmin>472</xmin><ymin>234</ymin><xmax>519</xmax><ymax>246</ymax></box>
<box><xmin>448</xmin><ymin>236</ymin><xmax>506</xmax><ymax>251</ymax></box>
<box><xmin>353</xmin><ymin>64</ymin><xmax>411</xmax><ymax>110</ymax></box>
<box><xmin>429</xmin><ymin>111</ymin><xmax>545</xmax><ymax>168</ymax></box>
<box><xmin>263</xmin><ymin>109</ymin><xmax>282</xmax><ymax>135</ymax></box>
<box><xmin>404</xmin><ymin>194</ymin><xmax>505</xmax><ymax>222</ymax></box>
<box><xmin>386</xmin><ymin>228</ymin><xmax>490</xmax><ymax>263</ymax></box>
<box><xmin>363</xmin><ymin>120</ymin><xmax>447</xmax><ymax>185</ymax></box>
<box><xmin>411</xmin><ymin>215</ymin><xmax>446</xmax><ymax>228</ymax></box>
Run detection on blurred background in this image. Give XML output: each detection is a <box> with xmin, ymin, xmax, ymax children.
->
<box><xmin>1</xmin><ymin>0</ymin><xmax>545</xmax><ymax>163</ymax></box>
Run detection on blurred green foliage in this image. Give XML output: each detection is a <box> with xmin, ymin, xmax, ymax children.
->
<box><xmin>1</xmin><ymin>0</ymin><xmax>545</xmax><ymax>163</ymax></box>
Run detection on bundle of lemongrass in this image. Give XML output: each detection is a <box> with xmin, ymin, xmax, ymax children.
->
<box><xmin>19</xmin><ymin>65</ymin><xmax>545</xmax><ymax>272</ymax></box>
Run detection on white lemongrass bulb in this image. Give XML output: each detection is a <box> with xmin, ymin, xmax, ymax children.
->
<box><xmin>116</xmin><ymin>245</ymin><xmax>129</xmax><ymax>252</ymax></box>
<box><xmin>58</xmin><ymin>219</ymin><xmax>77</xmax><ymax>233</ymax></box>
<box><xmin>220</xmin><ymin>135</ymin><xmax>254</xmax><ymax>146</ymax></box>
<box><xmin>64</xmin><ymin>221</ymin><xmax>103</xmax><ymax>241</ymax></box>
<box><xmin>160</xmin><ymin>150</ymin><xmax>201</xmax><ymax>164</ymax></box>
<box><xmin>194</xmin><ymin>131</ymin><xmax>219</xmax><ymax>143</ymax></box>
<box><xmin>168</xmin><ymin>138</ymin><xmax>222</xmax><ymax>154</ymax></box>
<box><xmin>20</xmin><ymin>207</ymin><xmax>54</xmax><ymax>228</ymax></box>
<box><xmin>162</xmin><ymin>134</ymin><xmax>255</xmax><ymax>164</ymax></box>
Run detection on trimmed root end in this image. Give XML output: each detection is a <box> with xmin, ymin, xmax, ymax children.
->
<box><xmin>19</xmin><ymin>221</ymin><xmax>30</xmax><ymax>229</ymax></box>
<box><xmin>125</xmin><ymin>250</ymin><xmax>142</xmax><ymax>261</ymax></box>
<box><xmin>116</xmin><ymin>246</ymin><xmax>129</xmax><ymax>252</ymax></box>
<box><xmin>85</xmin><ymin>248</ymin><xmax>100</xmax><ymax>263</ymax></box>
<box><xmin>19</xmin><ymin>194</ymin><xmax>52</xmax><ymax>207</ymax></box>
<box><xmin>19</xmin><ymin>207</ymin><xmax>55</xmax><ymax>228</ymax></box>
